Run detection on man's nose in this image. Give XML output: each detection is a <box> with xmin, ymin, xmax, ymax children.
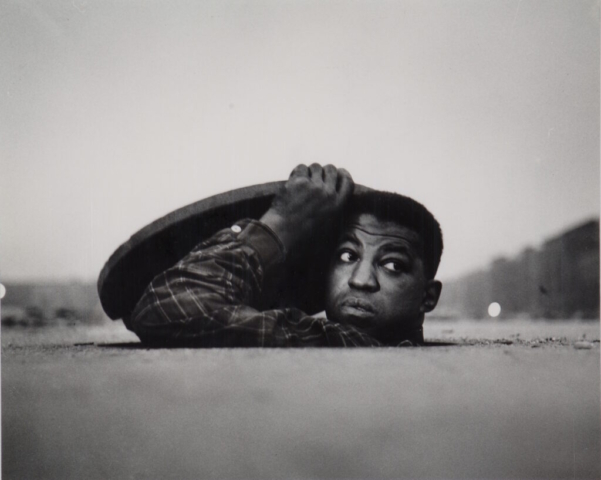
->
<box><xmin>348</xmin><ymin>261</ymin><xmax>379</xmax><ymax>292</ymax></box>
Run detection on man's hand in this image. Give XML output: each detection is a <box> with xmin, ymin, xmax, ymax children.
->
<box><xmin>260</xmin><ymin>164</ymin><xmax>354</xmax><ymax>252</ymax></box>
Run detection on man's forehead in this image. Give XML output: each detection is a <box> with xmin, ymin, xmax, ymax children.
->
<box><xmin>342</xmin><ymin>213</ymin><xmax>421</xmax><ymax>246</ymax></box>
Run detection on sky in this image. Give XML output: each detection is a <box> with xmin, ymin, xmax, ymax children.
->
<box><xmin>1</xmin><ymin>0</ymin><xmax>599</xmax><ymax>283</ymax></box>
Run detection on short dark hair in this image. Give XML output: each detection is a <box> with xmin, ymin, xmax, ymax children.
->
<box><xmin>343</xmin><ymin>190</ymin><xmax>443</xmax><ymax>279</ymax></box>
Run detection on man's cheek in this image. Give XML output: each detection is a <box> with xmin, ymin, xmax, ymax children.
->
<box><xmin>327</xmin><ymin>269</ymin><xmax>345</xmax><ymax>294</ymax></box>
<box><xmin>324</xmin><ymin>273</ymin><xmax>341</xmax><ymax>308</ymax></box>
<box><xmin>384</xmin><ymin>282</ymin><xmax>421</xmax><ymax>310</ymax></box>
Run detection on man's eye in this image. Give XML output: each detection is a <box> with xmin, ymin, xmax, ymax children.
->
<box><xmin>339</xmin><ymin>251</ymin><xmax>357</xmax><ymax>263</ymax></box>
<box><xmin>382</xmin><ymin>261</ymin><xmax>404</xmax><ymax>272</ymax></box>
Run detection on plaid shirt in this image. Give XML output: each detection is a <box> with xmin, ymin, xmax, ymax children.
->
<box><xmin>129</xmin><ymin>219</ymin><xmax>423</xmax><ymax>347</ymax></box>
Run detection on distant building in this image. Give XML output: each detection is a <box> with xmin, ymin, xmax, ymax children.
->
<box><xmin>435</xmin><ymin>219</ymin><xmax>599</xmax><ymax>320</ymax></box>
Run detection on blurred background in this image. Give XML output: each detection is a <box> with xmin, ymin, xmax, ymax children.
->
<box><xmin>1</xmin><ymin>0</ymin><xmax>598</xmax><ymax>326</ymax></box>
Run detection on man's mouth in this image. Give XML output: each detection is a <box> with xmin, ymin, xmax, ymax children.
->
<box><xmin>339</xmin><ymin>298</ymin><xmax>376</xmax><ymax>318</ymax></box>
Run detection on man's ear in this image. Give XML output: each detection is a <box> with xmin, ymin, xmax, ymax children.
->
<box><xmin>420</xmin><ymin>280</ymin><xmax>442</xmax><ymax>313</ymax></box>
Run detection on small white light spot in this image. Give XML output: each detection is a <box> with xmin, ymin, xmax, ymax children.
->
<box><xmin>488</xmin><ymin>302</ymin><xmax>501</xmax><ymax>318</ymax></box>
<box><xmin>0</xmin><ymin>283</ymin><xmax>5</xmax><ymax>299</ymax></box>
<box><xmin>231</xmin><ymin>225</ymin><xmax>242</xmax><ymax>233</ymax></box>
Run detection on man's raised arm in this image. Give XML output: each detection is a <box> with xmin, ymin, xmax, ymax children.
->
<box><xmin>128</xmin><ymin>164</ymin><xmax>379</xmax><ymax>347</ymax></box>
<box><xmin>259</xmin><ymin>163</ymin><xmax>354</xmax><ymax>252</ymax></box>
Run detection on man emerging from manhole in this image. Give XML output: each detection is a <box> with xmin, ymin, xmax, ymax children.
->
<box><xmin>127</xmin><ymin>164</ymin><xmax>443</xmax><ymax>347</ymax></box>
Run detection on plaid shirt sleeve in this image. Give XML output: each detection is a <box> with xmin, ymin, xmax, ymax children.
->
<box><xmin>129</xmin><ymin>219</ymin><xmax>384</xmax><ymax>347</ymax></box>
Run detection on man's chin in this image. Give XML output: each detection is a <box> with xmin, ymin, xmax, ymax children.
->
<box><xmin>331</xmin><ymin>307</ymin><xmax>377</xmax><ymax>331</ymax></box>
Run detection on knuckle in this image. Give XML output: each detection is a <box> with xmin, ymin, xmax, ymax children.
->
<box><xmin>288</xmin><ymin>175</ymin><xmax>308</xmax><ymax>186</ymax></box>
<box><xmin>324</xmin><ymin>164</ymin><xmax>337</xmax><ymax>175</ymax></box>
<box><xmin>309</xmin><ymin>163</ymin><xmax>324</xmax><ymax>174</ymax></box>
<box><xmin>290</xmin><ymin>164</ymin><xmax>308</xmax><ymax>176</ymax></box>
<box><xmin>340</xmin><ymin>169</ymin><xmax>354</xmax><ymax>183</ymax></box>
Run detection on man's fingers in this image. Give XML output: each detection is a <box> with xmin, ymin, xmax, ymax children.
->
<box><xmin>308</xmin><ymin>163</ymin><xmax>324</xmax><ymax>184</ymax></box>
<box><xmin>323</xmin><ymin>164</ymin><xmax>338</xmax><ymax>190</ymax></box>
<box><xmin>336</xmin><ymin>168</ymin><xmax>354</xmax><ymax>200</ymax></box>
<box><xmin>289</xmin><ymin>163</ymin><xmax>351</xmax><ymax>201</ymax></box>
<box><xmin>289</xmin><ymin>164</ymin><xmax>309</xmax><ymax>179</ymax></box>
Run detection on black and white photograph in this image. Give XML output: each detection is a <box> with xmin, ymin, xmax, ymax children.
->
<box><xmin>1</xmin><ymin>1</ymin><xmax>599</xmax><ymax>478</ymax></box>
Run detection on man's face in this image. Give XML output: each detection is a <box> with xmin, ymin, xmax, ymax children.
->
<box><xmin>325</xmin><ymin>213</ymin><xmax>440</xmax><ymax>338</ymax></box>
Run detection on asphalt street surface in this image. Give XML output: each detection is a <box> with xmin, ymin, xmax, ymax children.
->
<box><xmin>3</xmin><ymin>320</ymin><xmax>599</xmax><ymax>479</ymax></box>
